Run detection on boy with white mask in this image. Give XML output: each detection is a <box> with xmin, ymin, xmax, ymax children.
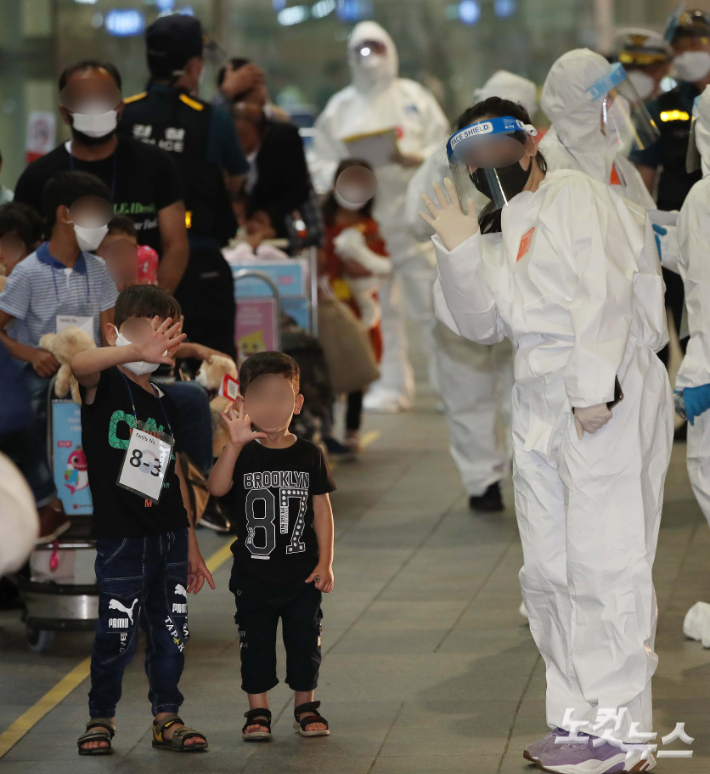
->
<box><xmin>14</xmin><ymin>59</ymin><xmax>189</xmax><ymax>295</ymax></box>
<box><xmin>70</xmin><ymin>284</ymin><xmax>214</xmax><ymax>755</ymax></box>
<box><xmin>0</xmin><ymin>171</ymin><xmax>118</xmax><ymax>543</ymax></box>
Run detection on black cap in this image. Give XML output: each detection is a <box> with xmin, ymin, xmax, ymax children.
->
<box><xmin>146</xmin><ymin>15</ymin><xmax>204</xmax><ymax>77</ymax></box>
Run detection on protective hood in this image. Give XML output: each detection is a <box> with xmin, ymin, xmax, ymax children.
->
<box><xmin>694</xmin><ymin>86</ymin><xmax>710</xmax><ymax>177</ymax></box>
<box><xmin>541</xmin><ymin>48</ymin><xmax>619</xmax><ymax>180</ymax></box>
<box><xmin>348</xmin><ymin>21</ymin><xmax>398</xmax><ymax>94</ymax></box>
<box><xmin>474</xmin><ymin>70</ymin><xmax>538</xmax><ymax>119</ymax></box>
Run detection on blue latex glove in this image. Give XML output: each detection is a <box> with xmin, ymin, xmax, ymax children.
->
<box><xmin>680</xmin><ymin>384</ymin><xmax>710</xmax><ymax>426</ymax></box>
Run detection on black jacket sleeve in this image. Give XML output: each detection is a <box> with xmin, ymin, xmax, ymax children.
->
<box><xmin>248</xmin><ymin>121</ymin><xmax>312</xmax><ymax>238</ymax></box>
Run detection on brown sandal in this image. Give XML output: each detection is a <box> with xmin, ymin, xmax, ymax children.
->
<box><xmin>151</xmin><ymin>713</ymin><xmax>207</xmax><ymax>752</ymax></box>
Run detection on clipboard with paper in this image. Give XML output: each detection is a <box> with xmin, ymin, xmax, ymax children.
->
<box><xmin>342</xmin><ymin>127</ymin><xmax>399</xmax><ymax>167</ymax></box>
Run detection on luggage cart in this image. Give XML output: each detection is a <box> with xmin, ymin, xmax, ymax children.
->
<box><xmin>15</xmin><ymin>378</ymin><xmax>98</xmax><ymax>652</ymax></box>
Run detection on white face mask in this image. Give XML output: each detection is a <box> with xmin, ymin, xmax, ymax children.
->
<box><xmin>72</xmin><ymin>109</ymin><xmax>118</xmax><ymax>139</ymax></box>
<box><xmin>114</xmin><ymin>327</ymin><xmax>161</xmax><ymax>376</ymax></box>
<box><xmin>334</xmin><ymin>190</ymin><xmax>370</xmax><ymax>211</ymax></box>
<box><xmin>73</xmin><ymin>223</ymin><xmax>109</xmax><ymax>253</ymax></box>
<box><xmin>673</xmin><ymin>51</ymin><xmax>710</xmax><ymax>83</ymax></box>
<box><xmin>626</xmin><ymin>69</ymin><xmax>656</xmax><ymax>101</ymax></box>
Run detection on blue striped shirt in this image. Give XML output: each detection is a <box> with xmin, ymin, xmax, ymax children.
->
<box><xmin>0</xmin><ymin>242</ymin><xmax>118</xmax><ymax>348</ymax></box>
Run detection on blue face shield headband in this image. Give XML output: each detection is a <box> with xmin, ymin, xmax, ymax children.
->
<box><xmin>446</xmin><ymin>116</ymin><xmax>537</xmax><ymax>167</ymax></box>
<box><xmin>446</xmin><ymin>116</ymin><xmax>538</xmax><ymax>209</ymax></box>
<box><xmin>580</xmin><ymin>62</ymin><xmax>660</xmax><ymax>151</ymax></box>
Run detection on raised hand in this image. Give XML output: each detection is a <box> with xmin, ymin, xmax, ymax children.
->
<box><xmin>220</xmin><ymin>401</ymin><xmax>267</xmax><ymax>447</ymax></box>
<box><xmin>131</xmin><ymin>316</ymin><xmax>187</xmax><ymax>366</ymax></box>
<box><xmin>419</xmin><ymin>178</ymin><xmax>479</xmax><ymax>251</ymax></box>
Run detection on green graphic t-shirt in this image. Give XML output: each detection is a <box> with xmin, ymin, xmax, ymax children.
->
<box><xmin>80</xmin><ymin>366</ymin><xmax>189</xmax><ymax>538</ymax></box>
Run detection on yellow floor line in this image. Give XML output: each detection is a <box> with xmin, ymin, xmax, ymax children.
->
<box><xmin>0</xmin><ymin>537</ymin><xmax>235</xmax><ymax>759</ymax></box>
<box><xmin>0</xmin><ymin>656</ymin><xmax>91</xmax><ymax>758</ymax></box>
<box><xmin>205</xmin><ymin>540</ymin><xmax>234</xmax><ymax>574</ymax></box>
<box><xmin>0</xmin><ymin>428</ymin><xmax>384</xmax><ymax>758</ymax></box>
<box><xmin>360</xmin><ymin>430</ymin><xmax>381</xmax><ymax>447</ymax></box>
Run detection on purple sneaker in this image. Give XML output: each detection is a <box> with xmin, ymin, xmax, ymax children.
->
<box><xmin>523</xmin><ymin>728</ymin><xmax>571</xmax><ymax>761</ymax></box>
<box><xmin>535</xmin><ymin>737</ymin><xmax>656</xmax><ymax>774</ymax></box>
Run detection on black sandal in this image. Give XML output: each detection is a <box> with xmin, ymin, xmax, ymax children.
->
<box><xmin>242</xmin><ymin>708</ymin><xmax>273</xmax><ymax>741</ymax></box>
<box><xmin>77</xmin><ymin>719</ymin><xmax>115</xmax><ymax>756</ymax></box>
<box><xmin>293</xmin><ymin>701</ymin><xmax>330</xmax><ymax>737</ymax></box>
<box><xmin>151</xmin><ymin>713</ymin><xmax>208</xmax><ymax>752</ymax></box>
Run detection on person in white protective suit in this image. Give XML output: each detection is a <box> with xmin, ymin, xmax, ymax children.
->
<box><xmin>405</xmin><ymin>71</ymin><xmax>536</xmax><ymax>511</ymax></box>
<box><xmin>420</xmin><ymin>97</ymin><xmax>673</xmax><ymax>774</ymax></box>
<box><xmin>675</xmin><ymin>89</ymin><xmax>710</xmax><ymax>645</ymax></box>
<box><xmin>675</xmin><ymin>85</ymin><xmax>710</xmax><ymax>524</ymax></box>
<box><xmin>539</xmin><ymin>49</ymin><xmax>657</xmax><ymax>209</ymax></box>
<box><xmin>310</xmin><ymin>21</ymin><xmax>449</xmax><ymax>413</ymax></box>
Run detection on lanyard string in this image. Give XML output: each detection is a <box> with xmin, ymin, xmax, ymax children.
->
<box><xmin>68</xmin><ymin>143</ymin><xmax>118</xmax><ymax>202</ymax></box>
<box><xmin>50</xmin><ymin>259</ymin><xmax>90</xmax><ymax>303</ymax></box>
<box><xmin>119</xmin><ymin>369</ymin><xmax>174</xmax><ymax>438</ymax></box>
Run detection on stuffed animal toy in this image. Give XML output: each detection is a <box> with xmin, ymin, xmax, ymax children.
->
<box><xmin>38</xmin><ymin>326</ymin><xmax>96</xmax><ymax>404</ymax></box>
<box><xmin>196</xmin><ymin>355</ymin><xmax>239</xmax><ymax>457</ymax></box>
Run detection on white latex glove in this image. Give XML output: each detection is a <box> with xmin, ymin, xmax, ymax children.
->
<box><xmin>573</xmin><ymin>403</ymin><xmax>613</xmax><ymax>439</ymax></box>
<box><xmin>333</xmin><ymin>228</ymin><xmax>392</xmax><ymax>275</ymax></box>
<box><xmin>419</xmin><ymin>178</ymin><xmax>479</xmax><ymax>251</ymax></box>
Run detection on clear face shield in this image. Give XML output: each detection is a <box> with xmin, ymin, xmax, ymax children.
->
<box><xmin>446</xmin><ymin>116</ymin><xmax>538</xmax><ymax>210</ymax></box>
<box><xmin>590</xmin><ymin>63</ymin><xmax>660</xmax><ymax>152</ymax></box>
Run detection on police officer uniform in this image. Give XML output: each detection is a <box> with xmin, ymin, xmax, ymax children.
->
<box><xmin>119</xmin><ymin>15</ymin><xmax>241</xmax><ymax>359</ymax></box>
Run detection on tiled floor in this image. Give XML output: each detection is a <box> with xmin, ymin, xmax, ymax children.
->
<box><xmin>1</xmin><ymin>381</ymin><xmax>709</xmax><ymax>773</ymax></box>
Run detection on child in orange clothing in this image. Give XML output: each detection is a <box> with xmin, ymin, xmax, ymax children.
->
<box><xmin>322</xmin><ymin>159</ymin><xmax>391</xmax><ymax>451</ymax></box>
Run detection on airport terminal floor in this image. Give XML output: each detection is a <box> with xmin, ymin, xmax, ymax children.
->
<box><xmin>1</xmin><ymin>365</ymin><xmax>710</xmax><ymax>773</ymax></box>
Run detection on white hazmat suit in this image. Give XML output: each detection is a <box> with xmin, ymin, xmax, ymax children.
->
<box><xmin>676</xmin><ymin>86</ymin><xmax>710</xmax><ymax>526</ymax></box>
<box><xmin>405</xmin><ymin>71</ymin><xmax>537</xmax><ymax>500</ymax></box>
<box><xmin>539</xmin><ymin>49</ymin><xmax>656</xmax><ymax>209</ymax></box>
<box><xmin>311</xmin><ymin>22</ymin><xmax>449</xmax><ymax>411</ymax></box>
<box><xmin>433</xmin><ymin>169</ymin><xmax>673</xmax><ymax>740</ymax></box>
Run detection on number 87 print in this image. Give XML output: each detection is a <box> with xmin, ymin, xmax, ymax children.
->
<box><xmin>245</xmin><ymin>487</ymin><xmax>308</xmax><ymax>558</ymax></box>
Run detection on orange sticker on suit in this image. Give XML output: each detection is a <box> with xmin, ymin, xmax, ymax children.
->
<box><xmin>610</xmin><ymin>164</ymin><xmax>621</xmax><ymax>186</ymax></box>
<box><xmin>517</xmin><ymin>227</ymin><xmax>535</xmax><ymax>262</ymax></box>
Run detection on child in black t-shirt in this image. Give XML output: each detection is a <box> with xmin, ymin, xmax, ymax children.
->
<box><xmin>71</xmin><ymin>285</ymin><xmax>215</xmax><ymax>756</ymax></box>
<box><xmin>207</xmin><ymin>351</ymin><xmax>336</xmax><ymax>742</ymax></box>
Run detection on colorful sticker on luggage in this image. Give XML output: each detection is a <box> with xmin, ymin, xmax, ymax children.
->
<box><xmin>53</xmin><ymin>400</ymin><xmax>93</xmax><ymax>514</ymax></box>
<box><xmin>236</xmin><ymin>298</ymin><xmax>278</xmax><ymax>367</ymax></box>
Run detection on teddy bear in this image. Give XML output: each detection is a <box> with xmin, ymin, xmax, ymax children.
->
<box><xmin>38</xmin><ymin>326</ymin><xmax>96</xmax><ymax>404</ymax></box>
<box><xmin>195</xmin><ymin>354</ymin><xmax>239</xmax><ymax>457</ymax></box>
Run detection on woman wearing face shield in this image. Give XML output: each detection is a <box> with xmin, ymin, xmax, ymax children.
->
<box><xmin>538</xmin><ymin>49</ymin><xmax>659</xmax><ymax>210</ymax></box>
<box><xmin>421</xmin><ymin>98</ymin><xmax>673</xmax><ymax>774</ymax></box>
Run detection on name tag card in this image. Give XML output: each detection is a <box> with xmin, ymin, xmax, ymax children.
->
<box><xmin>56</xmin><ymin>315</ymin><xmax>94</xmax><ymax>337</ymax></box>
<box><xmin>117</xmin><ymin>422</ymin><xmax>174</xmax><ymax>503</ymax></box>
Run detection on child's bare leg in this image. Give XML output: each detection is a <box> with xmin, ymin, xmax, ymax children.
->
<box><xmin>294</xmin><ymin>690</ymin><xmax>327</xmax><ymax>732</ymax></box>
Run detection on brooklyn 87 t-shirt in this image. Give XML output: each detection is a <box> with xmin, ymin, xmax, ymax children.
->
<box><xmin>230</xmin><ymin>437</ymin><xmax>336</xmax><ymax>586</ymax></box>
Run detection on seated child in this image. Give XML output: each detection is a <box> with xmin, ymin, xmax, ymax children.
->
<box><xmin>207</xmin><ymin>351</ymin><xmax>335</xmax><ymax>741</ymax></box>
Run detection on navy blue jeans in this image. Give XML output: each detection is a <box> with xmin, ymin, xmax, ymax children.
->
<box><xmin>89</xmin><ymin>529</ymin><xmax>189</xmax><ymax>718</ymax></box>
<box><xmin>21</xmin><ymin>366</ymin><xmax>56</xmax><ymax>507</ymax></box>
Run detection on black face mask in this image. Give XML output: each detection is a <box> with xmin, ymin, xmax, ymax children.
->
<box><xmin>470</xmin><ymin>157</ymin><xmax>532</xmax><ymax>203</ymax></box>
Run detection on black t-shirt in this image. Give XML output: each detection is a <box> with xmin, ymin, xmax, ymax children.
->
<box><xmin>80</xmin><ymin>366</ymin><xmax>189</xmax><ymax>538</ymax></box>
<box><xmin>230</xmin><ymin>437</ymin><xmax>336</xmax><ymax>586</ymax></box>
<box><xmin>14</xmin><ymin>137</ymin><xmax>183</xmax><ymax>255</ymax></box>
